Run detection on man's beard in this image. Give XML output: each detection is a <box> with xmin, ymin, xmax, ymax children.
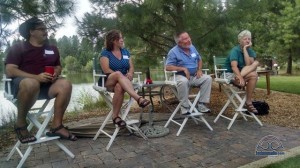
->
<box><xmin>182</xmin><ymin>44</ymin><xmax>191</xmax><ymax>49</ymax></box>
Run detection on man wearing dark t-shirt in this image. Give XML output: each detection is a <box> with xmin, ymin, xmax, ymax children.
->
<box><xmin>5</xmin><ymin>17</ymin><xmax>77</xmax><ymax>143</ymax></box>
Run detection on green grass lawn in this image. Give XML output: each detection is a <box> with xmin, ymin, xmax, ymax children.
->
<box><xmin>256</xmin><ymin>75</ymin><xmax>300</xmax><ymax>95</ymax></box>
<box><xmin>263</xmin><ymin>155</ymin><xmax>300</xmax><ymax>168</ymax></box>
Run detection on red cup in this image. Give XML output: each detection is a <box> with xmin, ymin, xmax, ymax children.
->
<box><xmin>44</xmin><ymin>66</ymin><xmax>55</xmax><ymax>76</ymax></box>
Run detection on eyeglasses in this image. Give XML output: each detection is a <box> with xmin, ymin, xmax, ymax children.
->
<box><xmin>34</xmin><ymin>27</ymin><xmax>47</xmax><ymax>31</ymax></box>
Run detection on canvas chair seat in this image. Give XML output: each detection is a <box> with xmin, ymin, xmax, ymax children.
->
<box><xmin>2</xmin><ymin>73</ymin><xmax>74</xmax><ymax>168</ymax></box>
<box><xmin>162</xmin><ymin>57</ymin><xmax>213</xmax><ymax>136</ymax></box>
<box><xmin>212</xmin><ymin>55</ymin><xmax>263</xmax><ymax>130</ymax></box>
<box><xmin>92</xmin><ymin>57</ymin><xmax>147</xmax><ymax>151</ymax></box>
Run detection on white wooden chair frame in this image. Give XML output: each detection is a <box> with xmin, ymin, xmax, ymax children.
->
<box><xmin>2</xmin><ymin>75</ymin><xmax>74</xmax><ymax>168</ymax></box>
<box><xmin>92</xmin><ymin>58</ymin><xmax>147</xmax><ymax>151</ymax></box>
<box><xmin>212</xmin><ymin>55</ymin><xmax>263</xmax><ymax>129</ymax></box>
<box><xmin>162</xmin><ymin>57</ymin><xmax>213</xmax><ymax>136</ymax></box>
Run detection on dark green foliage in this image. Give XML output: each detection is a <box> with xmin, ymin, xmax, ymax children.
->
<box><xmin>0</xmin><ymin>0</ymin><xmax>76</xmax><ymax>47</ymax></box>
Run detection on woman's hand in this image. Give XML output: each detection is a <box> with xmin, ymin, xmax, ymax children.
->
<box><xmin>244</xmin><ymin>41</ymin><xmax>252</xmax><ymax>49</ymax></box>
<box><xmin>236</xmin><ymin>75</ymin><xmax>245</xmax><ymax>87</ymax></box>
<box><xmin>126</xmin><ymin>73</ymin><xmax>133</xmax><ymax>81</ymax></box>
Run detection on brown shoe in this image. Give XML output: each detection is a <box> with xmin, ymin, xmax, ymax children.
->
<box><xmin>245</xmin><ymin>103</ymin><xmax>258</xmax><ymax>114</ymax></box>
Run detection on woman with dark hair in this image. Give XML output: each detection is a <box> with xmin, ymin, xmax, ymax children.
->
<box><xmin>99</xmin><ymin>29</ymin><xmax>150</xmax><ymax>128</ymax></box>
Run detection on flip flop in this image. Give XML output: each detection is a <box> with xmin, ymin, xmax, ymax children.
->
<box><xmin>46</xmin><ymin>125</ymin><xmax>77</xmax><ymax>141</ymax></box>
<box><xmin>14</xmin><ymin>125</ymin><xmax>37</xmax><ymax>144</ymax></box>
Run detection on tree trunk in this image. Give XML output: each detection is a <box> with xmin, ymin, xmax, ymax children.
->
<box><xmin>286</xmin><ymin>49</ymin><xmax>292</xmax><ymax>74</ymax></box>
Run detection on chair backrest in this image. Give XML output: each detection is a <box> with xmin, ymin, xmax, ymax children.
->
<box><xmin>213</xmin><ymin>56</ymin><xmax>228</xmax><ymax>79</ymax></box>
<box><xmin>92</xmin><ymin>54</ymin><xmax>107</xmax><ymax>87</ymax></box>
<box><xmin>93</xmin><ymin>54</ymin><xmax>103</xmax><ymax>74</ymax></box>
<box><xmin>163</xmin><ymin>56</ymin><xmax>177</xmax><ymax>85</ymax></box>
<box><xmin>2</xmin><ymin>58</ymin><xmax>16</xmax><ymax>103</ymax></box>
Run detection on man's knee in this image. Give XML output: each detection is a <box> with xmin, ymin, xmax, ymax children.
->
<box><xmin>19</xmin><ymin>78</ymin><xmax>40</xmax><ymax>93</ymax></box>
<box><xmin>52</xmin><ymin>79</ymin><xmax>72</xmax><ymax>93</ymax></box>
<box><xmin>201</xmin><ymin>75</ymin><xmax>212</xmax><ymax>84</ymax></box>
<box><xmin>205</xmin><ymin>75</ymin><xmax>212</xmax><ymax>83</ymax></box>
<box><xmin>177</xmin><ymin>76</ymin><xmax>189</xmax><ymax>85</ymax></box>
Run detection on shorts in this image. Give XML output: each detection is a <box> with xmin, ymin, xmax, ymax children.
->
<box><xmin>6</xmin><ymin>77</ymin><xmax>52</xmax><ymax>99</ymax></box>
<box><xmin>223</xmin><ymin>72</ymin><xmax>236</xmax><ymax>80</ymax></box>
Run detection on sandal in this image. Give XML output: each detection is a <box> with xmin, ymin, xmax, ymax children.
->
<box><xmin>46</xmin><ymin>125</ymin><xmax>77</xmax><ymax>141</ymax></box>
<box><xmin>245</xmin><ymin>103</ymin><xmax>258</xmax><ymax>114</ymax></box>
<box><xmin>15</xmin><ymin>125</ymin><xmax>37</xmax><ymax>144</ymax></box>
<box><xmin>112</xmin><ymin>117</ymin><xmax>126</xmax><ymax>128</ymax></box>
<box><xmin>137</xmin><ymin>97</ymin><xmax>150</xmax><ymax>108</ymax></box>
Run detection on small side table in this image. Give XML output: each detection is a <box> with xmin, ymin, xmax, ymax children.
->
<box><xmin>138</xmin><ymin>81</ymin><xmax>169</xmax><ymax>138</ymax></box>
<box><xmin>257</xmin><ymin>70</ymin><xmax>271</xmax><ymax>95</ymax></box>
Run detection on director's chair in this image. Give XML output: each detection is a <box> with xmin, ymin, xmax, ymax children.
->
<box><xmin>162</xmin><ymin>57</ymin><xmax>213</xmax><ymax>136</ymax></box>
<box><xmin>92</xmin><ymin>57</ymin><xmax>147</xmax><ymax>151</ymax></box>
<box><xmin>2</xmin><ymin>74</ymin><xmax>74</xmax><ymax>168</ymax></box>
<box><xmin>212</xmin><ymin>56</ymin><xmax>263</xmax><ymax>130</ymax></box>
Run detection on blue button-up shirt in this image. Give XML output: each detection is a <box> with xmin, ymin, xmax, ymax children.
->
<box><xmin>166</xmin><ymin>44</ymin><xmax>201</xmax><ymax>76</ymax></box>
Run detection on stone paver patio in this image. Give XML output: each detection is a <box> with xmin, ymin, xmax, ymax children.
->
<box><xmin>1</xmin><ymin>113</ymin><xmax>300</xmax><ymax>168</ymax></box>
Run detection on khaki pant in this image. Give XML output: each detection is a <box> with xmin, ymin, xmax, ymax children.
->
<box><xmin>175</xmin><ymin>74</ymin><xmax>212</xmax><ymax>107</ymax></box>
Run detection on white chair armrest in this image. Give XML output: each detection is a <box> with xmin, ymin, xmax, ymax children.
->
<box><xmin>165</xmin><ymin>70</ymin><xmax>177</xmax><ymax>85</ymax></box>
<box><xmin>215</xmin><ymin>69</ymin><xmax>227</xmax><ymax>79</ymax></box>
<box><xmin>215</xmin><ymin>78</ymin><xmax>230</xmax><ymax>84</ymax></box>
<box><xmin>93</xmin><ymin>73</ymin><xmax>107</xmax><ymax>87</ymax></box>
<box><xmin>2</xmin><ymin>78</ymin><xmax>12</xmax><ymax>82</ymax></box>
<box><xmin>2</xmin><ymin>76</ymin><xmax>14</xmax><ymax>101</ymax></box>
<box><xmin>202</xmin><ymin>69</ymin><xmax>209</xmax><ymax>75</ymax></box>
<box><xmin>133</xmin><ymin>72</ymin><xmax>142</xmax><ymax>86</ymax></box>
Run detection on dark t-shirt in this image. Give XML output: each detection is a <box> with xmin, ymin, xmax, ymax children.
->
<box><xmin>223</xmin><ymin>45</ymin><xmax>256</xmax><ymax>72</ymax></box>
<box><xmin>5</xmin><ymin>41</ymin><xmax>61</xmax><ymax>75</ymax></box>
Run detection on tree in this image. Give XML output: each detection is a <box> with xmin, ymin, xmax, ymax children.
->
<box><xmin>78</xmin><ymin>0</ymin><xmax>300</xmax><ymax>74</ymax></box>
<box><xmin>0</xmin><ymin>0</ymin><xmax>76</xmax><ymax>48</ymax></box>
<box><xmin>79</xmin><ymin>0</ymin><xmax>234</xmax><ymax>70</ymax></box>
<box><xmin>76</xmin><ymin>12</ymin><xmax>118</xmax><ymax>51</ymax></box>
<box><xmin>56</xmin><ymin>35</ymin><xmax>95</xmax><ymax>72</ymax></box>
<box><xmin>116</xmin><ymin>0</ymin><xmax>237</xmax><ymax>69</ymax></box>
<box><xmin>63</xmin><ymin>55</ymin><xmax>81</xmax><ymax>73</ymax></box>
<box><xmin>267</xmin><ymin>0</ymin><xmax>300</xmax><ymax>74</ymax></box>
<box><xmin>57</xmin><ymin>35</ymin><xmax>75</xmax><ymax>60</ymax></box>
<box><xmin>0</xmin><ymin>51</ymin><xmax>4</xmax><ymax>74</ymax></box>
<box><xmin>77</xmin><ymin>38</ymin><xmax>95</xmax><ymax>67</ymax></box>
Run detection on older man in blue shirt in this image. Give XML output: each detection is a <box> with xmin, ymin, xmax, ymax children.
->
<box><xmin>166</xmin><ymin>31</ymin><xmax>212</xmax><ymax>114</ymax></box>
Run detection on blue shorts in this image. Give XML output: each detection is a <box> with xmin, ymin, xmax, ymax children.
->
<box><xmin>6</xmin><ymin>77</ymin><xmax>52</xmax><ymax>99</ymax></box>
